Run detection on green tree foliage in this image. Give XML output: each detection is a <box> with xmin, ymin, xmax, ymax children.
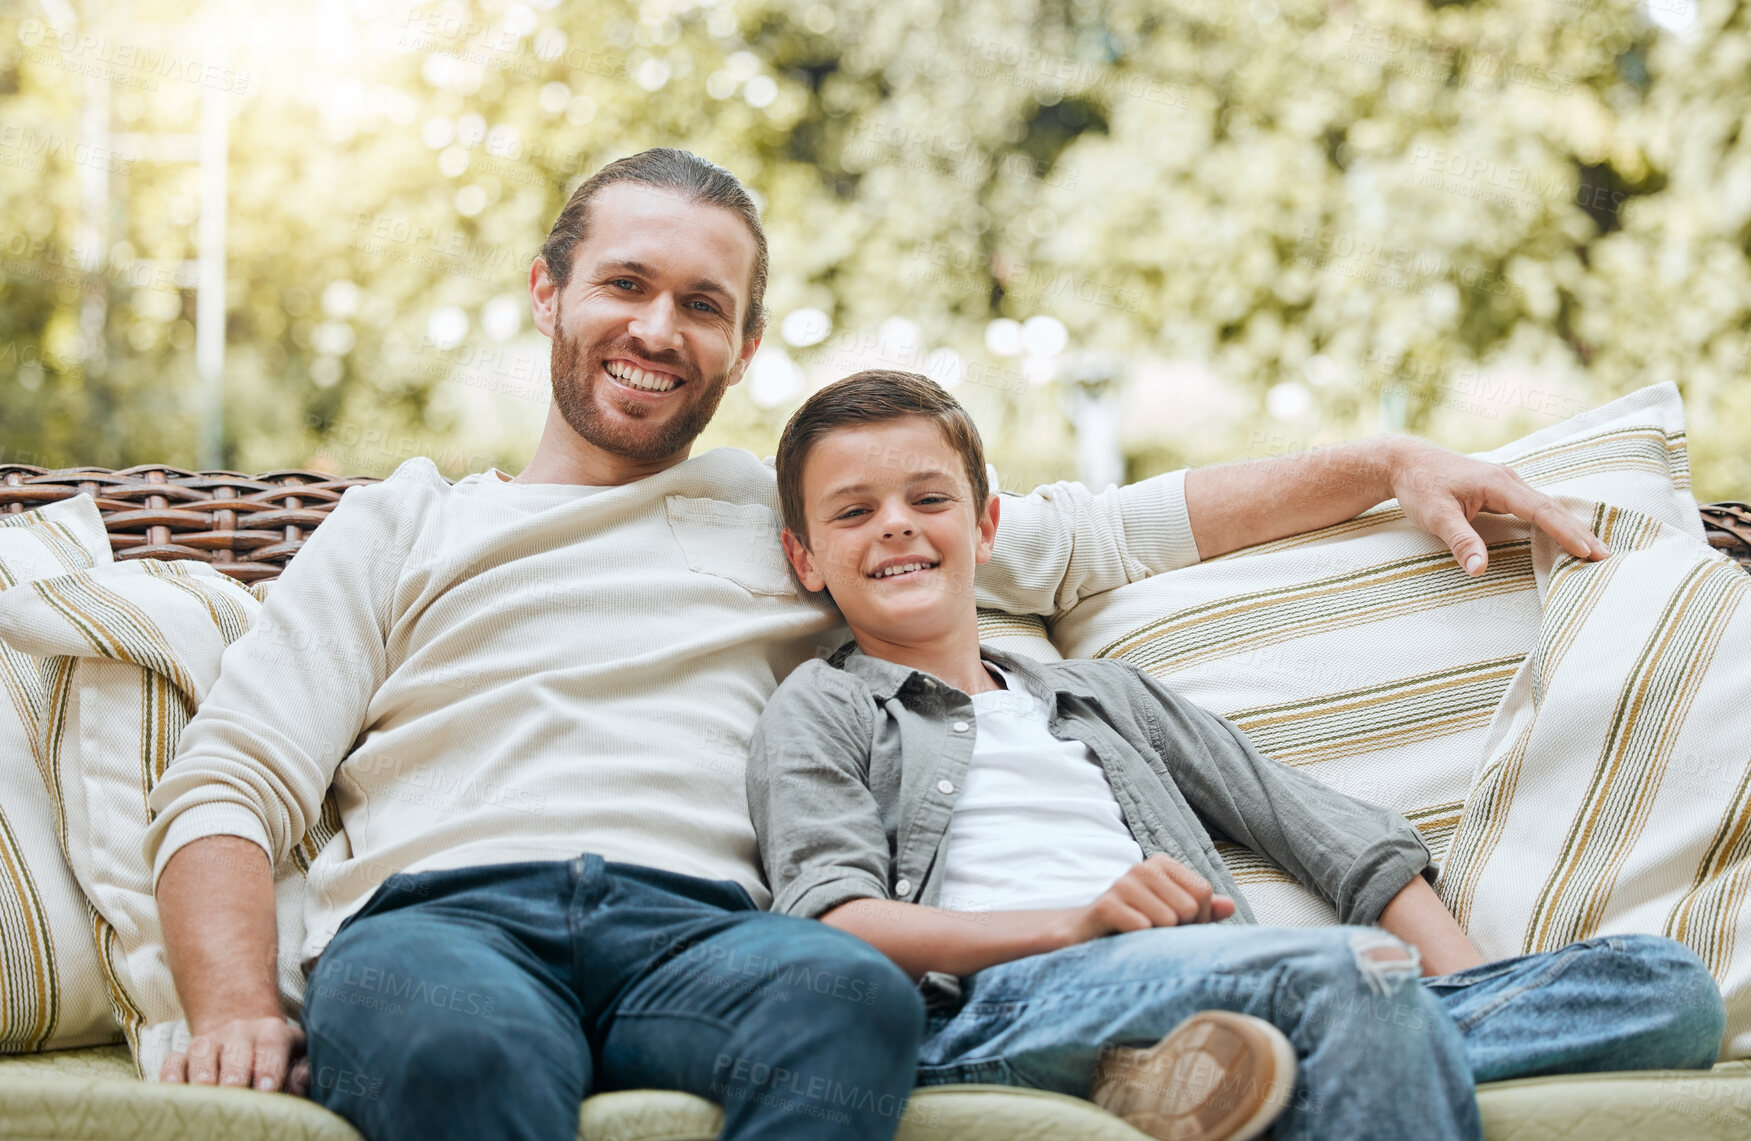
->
<box><xmin>0</xmin><ymin>0</ymin><xmax>1744</xmax><ymax>497</ymax></box>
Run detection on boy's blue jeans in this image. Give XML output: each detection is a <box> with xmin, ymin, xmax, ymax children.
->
<box><xmin>301</xmin><ymin>856</ymin><xmax>923</xmax><ymax>1141</ymax></box>
<box><xmin>917</xmin><ymin>924</ymin><xmax>1727</xmax><ymax>1141</ymax></box>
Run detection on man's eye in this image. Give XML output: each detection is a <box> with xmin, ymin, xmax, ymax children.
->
<box><xmin>611</xmin><ymin>278</ymin><xmax>637</xmax><ymax>290</ymax></box>
<box><xmin>688</xmin><ymin>299</ymin><xmax>720</xmax><ymax>314</ymax></box>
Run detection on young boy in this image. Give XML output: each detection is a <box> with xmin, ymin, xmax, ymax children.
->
<box><xmin>747</xmin><ymin>369</ymin><xmax>1727</xmax><ymax>1141</ymax></box>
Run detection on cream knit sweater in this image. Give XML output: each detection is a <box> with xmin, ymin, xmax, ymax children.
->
<box><xmin>144</xmin><ymin>447</ymin><xmax>1197</xmax><ymax>964</ymax></box>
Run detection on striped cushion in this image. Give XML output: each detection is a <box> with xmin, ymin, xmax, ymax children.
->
<box><xmin>0</xmin><ymin>496</ymin><xmax>120</xmax><ymax>1051</ymax></box>
<box><xmin>1050</xmin><ymin>383</ymin><xmax>1704</xmax><ymax>930</ymax></box>
<box><xmin>0</xmin><ymin>558</ymin><xmax>341</xmax><ymax>1077</ymax></box>
<box><xmin>1441</xmin><ymin>502</ymin><xmax>1751</xmax><ymax>1057</ymax></box>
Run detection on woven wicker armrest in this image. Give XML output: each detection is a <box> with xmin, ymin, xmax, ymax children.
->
<box><xmin>1</xmin><ymin>464</ymin><xmax>382</xmax><ymax>583</ymax></box>
<box><xmin>5</xmin><ymin>464</ymin><xmax>1750</xmax><ymax>582</ymax></box>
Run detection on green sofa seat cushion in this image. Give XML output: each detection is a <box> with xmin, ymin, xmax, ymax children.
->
<box><xmin>3</xmin><ymin>1047</ymin><xmax>1749</xmax><ymax>1140</ymax></box>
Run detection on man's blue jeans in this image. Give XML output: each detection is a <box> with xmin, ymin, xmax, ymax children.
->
<box><xmin>916</xmin><ymin>925</ymin><xmax>1726</xmax><ymax>1141</ymax></box>
<box><xmin>301</xmin><ymin>857</ymin><xmax>923</xmax><ymax>1141</ymax></box>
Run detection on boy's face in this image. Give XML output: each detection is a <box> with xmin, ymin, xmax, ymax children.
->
<box><xmin>782</xmin><ymin>417</ymin><xmax>999</xmax><ymax>646</ymax></box>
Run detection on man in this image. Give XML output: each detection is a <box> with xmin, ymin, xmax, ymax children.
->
<box><xmin>149</xmin><ymin>149</ymin><xmax>1608</xmax><ymax>1141</ymax></box>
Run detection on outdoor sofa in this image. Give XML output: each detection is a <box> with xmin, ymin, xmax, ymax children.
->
<box><xmin>0</xmin><ymin>456</ymin><xmax>1748</xmax><ymax>1141</ymax></box>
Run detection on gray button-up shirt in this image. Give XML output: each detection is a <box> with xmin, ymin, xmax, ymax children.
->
<box><xmin>748</xmin><ymin>643</ymin><xmax>1434</xmax><ymax>933</ymax></box>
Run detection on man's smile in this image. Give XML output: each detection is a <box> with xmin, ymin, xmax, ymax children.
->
<box><xmin>605</xmin><ymin>358</ymin><xmax>684</xmax><ymax>395</ymax></box>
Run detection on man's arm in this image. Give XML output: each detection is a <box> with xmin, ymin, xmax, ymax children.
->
<box><xmin>146</xmin><ymin>470</ymin><xmax>415</xmax><ymax>1091</ymax></box>
<box><xmin>1184</xmin><ymin>435</ymin><xmax>1609</xmax><ymax>573</ymax></box>
<box><xmin>977</xmin><ymin>436</ymin><xmax>1607</xmax><ymax>619</ymax></box>
<box><xmin>156</xmin><ymin>837</ymin><xmax>305</xmax><ymax>1091</ymax></box>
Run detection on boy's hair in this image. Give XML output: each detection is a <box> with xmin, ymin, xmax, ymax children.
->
<box><xmin>538</xmin><ymin>148</ymin><xmax>768</xmax><ymax>340</ymax></box>
<box><xmin>775</xmin><ymin>370</ymin><xmax>990</xmax><ymax>544</ymax></box>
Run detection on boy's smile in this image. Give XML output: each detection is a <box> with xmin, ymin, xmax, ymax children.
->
<box><xmin>782</xmin><ymin>417</ymin><xmax>999</xmax><ymax>666</ymax></box>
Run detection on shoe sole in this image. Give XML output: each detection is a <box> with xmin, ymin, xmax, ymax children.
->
<box><xmin>1089</xmin><ymin>1010</ymin><xmax>1297</xmax><ymax>1141</ymax></box>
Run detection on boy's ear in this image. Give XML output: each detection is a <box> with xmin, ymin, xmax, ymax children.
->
<box><xmin>973</xmin><ymin>493</ymin><xmax>1000</xmax><ymax>566</ymax></box>
<box><xmin>781</xmin><ymin>527</ymin><xmax>828</xmax><ymax>592</ymax></box>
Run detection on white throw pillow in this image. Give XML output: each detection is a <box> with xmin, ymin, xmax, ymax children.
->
<box><xmin>0</xmin><ymin>495</ymin><xmax>122</xmax><ymax>1051</ymax></box>
<box><xmin>0</xmin><ymin>557</ymin><xmax>341</xmax><ymax>1077</ymax></box>
<box><xmin>1050</xmin><ymin>383</ymin><xmax>1702</xmax><ymax>927</ymax></box>
<box><xmin>1441</xmin><ymin>502</ymin><xmax>1751</xmax><ymax>1058</ymax></box>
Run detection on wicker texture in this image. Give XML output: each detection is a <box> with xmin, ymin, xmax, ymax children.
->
<box><xmin>0</xmin><ymin>465</ymin><xmax>381</xmax><ymax>583</ymax></box>
<box><xmin>2</xmin><ymin>464</ymin><xmax>1748</xmax><ymax>583</ymax></box>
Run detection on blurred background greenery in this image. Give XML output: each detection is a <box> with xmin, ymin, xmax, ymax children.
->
<box><xmin>1</xmin><ymin>0</ymin><xmax>1746</xmax><ymax>498</ymax></box>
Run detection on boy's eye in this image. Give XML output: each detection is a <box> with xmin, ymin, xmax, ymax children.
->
<box><xmin>834</xmin><ymin>507</ymin><xmax>869</xmax><ymax>521</ymax></box>
<box><xmin>917</xmin><ymin>494</ymin><xmax>950</xmax><ymax>505</ymax></box>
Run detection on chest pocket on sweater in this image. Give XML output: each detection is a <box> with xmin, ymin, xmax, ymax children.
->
<box><xmin>665</xmin><ymin>495</ymin><xmax>798</xmax><ymax>597</ymax></box>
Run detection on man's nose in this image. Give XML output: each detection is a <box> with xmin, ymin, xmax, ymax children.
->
<box><xmin>628</xmin><ymin>294</ymin><xmax>683</xmax><ymax>350</ymax></box>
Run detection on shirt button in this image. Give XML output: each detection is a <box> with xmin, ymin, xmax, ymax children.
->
<box><xmin>895</xmin><ymin>879</ymin><xmax>913</xmax><ymax>898</ymax></box>
<box><xmin>936</xmin><ymin>779</ymin><xmax>954</xmax><ymax>795</ymax></box>
<box><xmin>952</xmin><ymin>721</ymin><xmax>970</xmax><ymax>733</ymax></box>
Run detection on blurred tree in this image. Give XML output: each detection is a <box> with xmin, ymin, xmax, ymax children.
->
<box><xmin>0</xmin><ymin>0</ymin><xmax>1744</xmax><ymax>498</ymax></box>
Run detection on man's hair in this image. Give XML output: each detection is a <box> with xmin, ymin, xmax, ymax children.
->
<box><xmin>775</xmin><ymin>369</ymin><xmax>990</xmax><ymax>544</ymax></box>
<box><xmin>538</xmin><ymin>148</ymin><xmax>768</xmax><ymax>340</ymax></box>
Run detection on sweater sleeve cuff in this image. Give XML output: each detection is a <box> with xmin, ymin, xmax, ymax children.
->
<box><xmin>148</xmin><ymin>803</ymin><xmax>275</xmax><ymax>891</ymax></box>
<box><xmin>1337</xmin><ymin>838</ymin><xmax>1433</xmax><ymax>928</ymax></box>
<box><xmin>777</xmin><ymin>874</ymin><xmax>890</xmax><ymax>920</ymax></box>
<box><xmin>1118</xmin><ymin>468</ymin><xmax>1201</xmax><ymax>575</ymax></box>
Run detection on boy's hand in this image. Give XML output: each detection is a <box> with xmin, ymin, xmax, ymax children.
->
<box><xmin>1066</xmin><ymin>855</ymin><xmax>1235</xmax><ymax>944</ymax></box>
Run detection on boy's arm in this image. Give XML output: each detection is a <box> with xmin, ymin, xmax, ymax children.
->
<box><xmin>745</xmin><ymin>666</ymin><xmax>896</xmax><ymax>922</ymax></box>
<box><xmin>1378</xmin><ymin>875</ymin><xmax>1486</xmax><ymax>976</ymax></box>
<box><xmin>823</xmin><ymin>856</ymin><xmax>1235</xmax><ymax>980</ymax></box>
<box><xmin>1125</xmin><ymin>666</ymin><xmax>1433</xmax><ymax>928</ymax></box>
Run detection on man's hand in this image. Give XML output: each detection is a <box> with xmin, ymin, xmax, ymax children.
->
<box><xmin>161</xmin><ymin>1015</ymin><xmax>309</xmax><ymax>1094</ymax></box>
<box><xmin>1064</xmin><ymin>855</ymin><xmax>1236</xmax><ymax>945</ymax></box>
<box><xmin>1389</xmin><ymin>438</ymin><xmax>1609</xmax><ymax>577</ymax></box>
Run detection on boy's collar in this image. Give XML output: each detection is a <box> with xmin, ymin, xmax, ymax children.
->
<box><xmin>827</xmin><ymin>639</ymin><xmax>1098</xmax><ymax>704</ymax></box>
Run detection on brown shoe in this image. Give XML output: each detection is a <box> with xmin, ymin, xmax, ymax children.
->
<box><xmin>1090</xmin><ymin>1011</ymin><xmax>1297</xmax><ymax>1141</ymax></box>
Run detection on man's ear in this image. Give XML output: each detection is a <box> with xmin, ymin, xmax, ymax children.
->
<box><xmin>973</xmin><ymin>493</ymin><xmax>1000</xmax><ymax>566</ymax></box>
<box><xmin>781</xmin><ymin>527</ymin><xmax>827</xmax><ymax>592</ymax></box>
<box><xmin>726</xmin><ymin>328</ymin><xmax>762</xmax><ymax>388</ymax></box>
<box><xmin>530</xmin><ymin>257</ymin><xmax>560</xmax><ymax>338</ymax></box>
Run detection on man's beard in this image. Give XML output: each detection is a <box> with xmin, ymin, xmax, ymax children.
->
<box><xmin>548</xmin><ymin>320</ymin><xmax>732</xmax><ymax>463</ymax></box>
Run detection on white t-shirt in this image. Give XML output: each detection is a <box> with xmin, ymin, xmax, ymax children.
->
<box><xmin>938</xmin><ymin>666</ymin><xmax>1144</xmax><ymax>912</ymax></box>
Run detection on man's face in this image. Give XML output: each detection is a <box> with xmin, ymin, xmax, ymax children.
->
<box><xmin>781</xmin><ymin>417</ymin><xmax>999</xmax><ymax>647</ymax></box>
<box><xmin>536</xmin><ymin>182</ymin><xmax>761</xmax><ymax>464</ymax></box>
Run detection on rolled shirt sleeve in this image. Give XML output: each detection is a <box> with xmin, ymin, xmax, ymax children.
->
<box><xmin>746</xmin><ymin>661</ymin><xmax>893</xmax><ymax>919</ymax></box>
<box><xmin>974</xmin><ymin>468</ymin><xmax>1200</xmax><ymax>619</ymax></box>
<box><xmin>1125</xmin><ymin>666</ymin><xmax>1434</xmax><ymax>927</ymax></box>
